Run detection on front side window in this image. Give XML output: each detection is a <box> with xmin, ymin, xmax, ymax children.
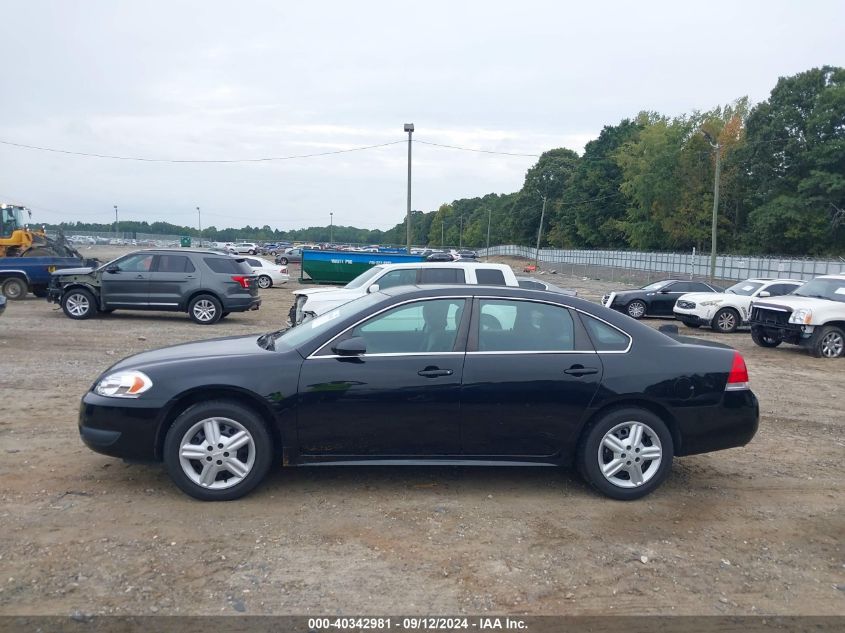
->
<box><xmin>117</xmin><ymin>253</ymin><xmax>155</xmax><ymax>272</ymax></box>
<box><xmin>377</xmin><ymin>269</ymin><xmax>418</xmax><ymax>290</ymax></box>
<box><xmin>765</xmin><ymin>283</ymin><xmax>800</xmax><ymax>296</ymax></box>
<box><xmin>351</xmin><ymin>299</ymin><xmax>466</xmax><ymax>354</ymax></box>
<box><xmin>477</xmin><ymin>300</ymin><xmax>575</xmax><ymax>352</ymax></box>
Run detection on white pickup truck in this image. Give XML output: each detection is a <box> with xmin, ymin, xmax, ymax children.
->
<box><xmin>748</xmin><ymin>273</ymin><xmax>845</xmax><ymax>358</ymax></box>
<box><xmin>289</xmin><ymin>262</ymin><xmax>519</xmax><ymax>325</ymax></box>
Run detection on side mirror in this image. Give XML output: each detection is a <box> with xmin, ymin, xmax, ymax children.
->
<box><xmin>758</xmin><ymin>290</ymin><xmax>771</xmax><ymax>298</ymax></box>
<box><xmin>367</xmin><ymin>284</ymin><xmax>380</xmax><ymax>294</ymax></box>
<box><xmin>332</xmin><ymin>336</ymin><xmax>367</xmax><ymax>356</ymax></box>
<box><xmin>105</xmin><ymin>265</ymin><xmax>120</xmax><ymax>273</ymax></box>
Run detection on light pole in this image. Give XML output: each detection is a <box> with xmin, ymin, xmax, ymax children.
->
<box><xmin>404</xmin><ymin>123</ymin><xmax>414</xmax><ymax>254</ymax></box>
<box><xmin>113</xmin><ymin>205</ymin><xmax>118</xmax><ymax>240</ymax></box>
<box><xmin>702</xmin><ymin>131</ymin><xmax>721</xmax><ymax>283</ymax></box>
<box><xmin>329</xmin><ymin>211</ymin><xmax>333</xmax><ymax>245</ymax></box>
<box><xmin>486</xmin><ymin>208</ymin><xmax>491</xmax><ymax>261</ymax></box>
<box><xmin>441</xmin><ymin>219</ymin><xmax>444</xmax><ymax>247</ymax></box>
<box><xmin>197</xmin><ymin>206</ymin><xmax>201</xmax><ymax>243</ymax></box>
<box><xmin>459</xmin><ymin>215</ymin><xmax>463</xmax><ymax>249</ymax></box>
<box><xmin>534</xmin><ymin>195</ymin><xmax>547</xmax><ymax>269</ymax></box>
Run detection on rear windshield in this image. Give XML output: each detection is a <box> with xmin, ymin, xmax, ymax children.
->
<box><xmin>204</xmin><ymin>257</ymin><xmax>252</xmax><ymax>274</ymax></box>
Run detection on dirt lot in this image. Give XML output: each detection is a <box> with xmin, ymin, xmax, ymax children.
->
<box><xmin>0</xmin><ymin>249</ymin><xmax>842</xmax><ymax>617</ymax></box>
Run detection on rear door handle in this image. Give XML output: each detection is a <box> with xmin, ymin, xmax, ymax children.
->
<box><xmin>418</xmin><ymin>368</ymin><xmax>454</xmax><ymax>378</ymax></box>
<box><xmin>135</xmin><ymin>274</ymin><xmax>145</xmax><ymax>279</ymax></box>
<box><xmin>185</xmin><ymin>275</ymin><xmax>196</xmax><ymax>279</ymax></box>
<box><xmin>564</xmin><ymin>365</ymin><xmax>599</xmax><ymax>377</ymax></box>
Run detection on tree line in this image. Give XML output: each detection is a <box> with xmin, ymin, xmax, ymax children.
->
<box><xmin>49</xmin><ymin>66</ymin><xmax>844</xmax><ymax>255</ymax></box>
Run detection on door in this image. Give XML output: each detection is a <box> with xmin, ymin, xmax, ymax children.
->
<box><xmin>101</xmin><ymin>252</ymin><xmax>155</xmax><ymax>307</ymax></box>
<box><xmin>297</xmin><ymin>298</ymin><xmax>468</xmax><ymax>456</ymax></box>
<box><xmin>460</xmin><ymin>299</ymin><xmax>602</xmax><ymax>457</ymax></box>
<box><xmin>651</xmin><ymin>281</ymin><xmax>692</xmax><ymax>315</ymax></box>
<box><xmin>147</xmin><ymin>254</ymin><xmax>200</xmax><ymax>309</ymax></box>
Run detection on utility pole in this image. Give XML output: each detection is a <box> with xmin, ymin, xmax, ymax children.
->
<box><xmin>459</xmin><ymin>215</ymin><xmax>463</xmax><ymax>249</ymax></box>
<box><xmin>330</xmin><ymin>211</ymin><xmax>333</xmax><ymax>245</ymax></box>
<box><xmin>534</xmin><ymin>196</ymin><xmax>547</xmax><ymax>270</ymax></box>
<box><xmin>702</xmin><ymin>131</ymin><xmax>721</xmax><ymax>283</ymax></box>
<box><xmin>113</xmin><ymin>205</ymin><xmax>118</xmax><ymax>240</ymax></box>
<box><xmin>404</xmin><ymin>123</ymin><xmax>414</xmax><ymax>254</ymax></box>
<box><xmin>197</xmin><ymin>206</ymin><xmax>201</xmax><ymax>243</ymax></box>
<box><xmin>486</xmin><ymin>208</ymin><xmax>491</xmax><ymax>261</ymax></box>
<box><xmin>441</xmin><ymin>219</ymin><xmax>444</xmax><ymax>247</ymax></box>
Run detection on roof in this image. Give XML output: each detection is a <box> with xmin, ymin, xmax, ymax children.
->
<box><xmin>369</xmin><ymin>261</ymin><xmax>511</xmax><ymax>270</ymax></box>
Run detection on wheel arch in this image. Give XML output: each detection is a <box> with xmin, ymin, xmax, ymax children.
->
<box><xmin>154</xmin><ymin>386</ymin><xmax>282</xmax><ymax>461</ymax></box>
<box><xmin>184</xmin><ymin>289</ymin><xmax>223</xmax><ymax>311</ymax></box>
<box><xmin>61</xmin><ymin>283</ymin><xmax>102</xmax><ymax>303</ymax></box>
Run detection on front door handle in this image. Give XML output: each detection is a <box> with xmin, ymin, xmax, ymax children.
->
<box><xmin>135</xmin><ymin>274</ymin><xmax>145</xmax><ymax>279</ymax></box>
<box><xmin>418</xmin><ymin>368</ymin><xmax>454</xmax><ymax>378</ymax></box>
<box><xmin>184</xmin><ymin>275</ymin><xmax>196</xmax><ymax>279</ymax></box>
<box><xmin>564</xmin><ymin>365</ymin><xmax>599</xmax><ymax>377</ymax></box>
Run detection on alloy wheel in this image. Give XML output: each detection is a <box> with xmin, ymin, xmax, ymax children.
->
<box><xmin>193</xmin><ymin>299</ymin><xmax>217</xmax><ymax>322</ymax></box>
<box><xmin>716</xmin><ymin>310</ymin><xmax>737</xmax><ymax>332</ymax></box>
<box><xmin>65</xmin><ymin>293</ymin><xmax>90</xmax><ymax>317</ymax></box>
<box><xmin>627</xmin><ymin>301</ymin><xmax>646</xmax><ymax>319</ymax></box>
<box><xmin>258</xmin><ymin>275</ymin><xmax>272</xmax><ymax>289</ymax></box>
<box><xmin>178</xmin><ymin>417</ymin><xmax>256</xmax><ymax>490</ymax></box>
<box><xmin>820</xmin><ymin>331</ymin><xmax>844</xmax><ymax>358</ymax></box>
<box><xmin>597</xmin><ymin>421</ymin><xmax>663</xmax><ymax>488</ymax></box>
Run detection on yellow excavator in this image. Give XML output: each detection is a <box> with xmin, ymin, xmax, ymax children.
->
<box><xmin>0</xmin><ymin>203</ymin><xmax>81</xmax><ymax>258</ymax></box>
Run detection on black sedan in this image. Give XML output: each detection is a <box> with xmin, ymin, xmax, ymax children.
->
<box><xmin>79</xmin><ymin>285</ymin><xmax>758</xmax><ymax>501</ymax></box>
<box><xmin>602</xmin><ymin>279</ymin><xmax>723</xmax><ymax>319</ymax></box>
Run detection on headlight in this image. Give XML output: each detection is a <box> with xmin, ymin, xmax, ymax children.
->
<box><xmin>788</xmin><ymin>308</ymin><xmax>812</xmax><ymax>324</ymax></box>
<box><xmin>699</xmin><ymin>299</ymin><xmax>723</xmax><ymax>307</ymax></box>
<box><xmin>95</xmin><ymin>370</ymin><xmax>153</xmax><ymax>398</ymax></box>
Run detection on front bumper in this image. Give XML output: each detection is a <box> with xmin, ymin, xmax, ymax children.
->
<box><xmin>78</xmin><ymin>392</ymin><xmax>164</xmax><ymax>462</ymax></box>
<box><xmin>673</xmin><ymin>310</ymin><xmax>712</xmax><ymax>326</ymax></box>
<box><xmin>748</xmin><ymin>320</ymin><xmax>812</xmax><ymax>344</ymax></box>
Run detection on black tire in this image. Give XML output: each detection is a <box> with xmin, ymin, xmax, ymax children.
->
<box><xmin>257</xmin><ymin>275</ymin><xmax>273</xmax><ymax>289</ymax></box>
<box><xmin>278</xmin><ymin>257</ymin><xmax>288</xmax><ymax>265</ymax></box>
<box><xmin>1</xmin><ymin>277</ymin><xmax>28</xmax><ymax>300</ymax></box>
<box><xmin>32</xmin><ymin>286</ymin><xmax>49</xmax><ymax>298</ymax></box>
<box><xmin>270</xmin><ymin>250</ymin><xmax>277</xmax><ymax>256</ymax></box>
<box><xmin>188</xmin><ymin>294</ymin><xmax>223</xmax><ymax>325</ymax></box>
<box><xmin>712</xmin><ymin>308</ymin><xmax>740</xmax><ymax>333</ymax></box>
<box><xmin>807</xmin><ymin>325</ymin><xmax>845</xmax><ymax>359</ymax></box>
<box><xmin>163</xmin><ymin>400</ymin><xmax>274</xmax><ymax>501</ymax></box>
<box><xmin>577</xmin><ymin>407</ymin><xmax>674</xmax><ymax>501</ymax></box>
<box><xmin>751</xmin><ymin>326</ymin><xmax>782</xmax><ymax>348</ymax></box>
<box><xmin>61</xmin><ymin>288</ymin><xmax>97</xmax><ymax>319</ymax></box>
<box><xmin>626</xmin><ymin>300</ymin><xmax>647</xmax><ymax>319</ymax></box>
<box><xmin>248</xmin><ymin>249</ymin><xmax>256</xmax><ymax>255</ymax></box>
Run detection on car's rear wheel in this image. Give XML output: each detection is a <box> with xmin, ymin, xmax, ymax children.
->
<box><xmin>248</xmin><ymin>249</ymin><xmax>256</xmax><ymax>255</ymax></box>
<box><xmin>188</xmin><ymin>294</ymin><xmax>222</xmax><ymax>325</ymax></box>
<box><xmin>61</xmin><ymin>288</ymin><xmax>97</xmax><ymax>319</ymax></box>
<box><xmin>713</xmin><ymin>308</ymin><xmax>740</xmax><ymax>333</ymax></box>
<box><xmin>626</xmin><ymin>300</ymin><xmax>647</xmax><ymax>319</ymax></box>
<box><xmin>2</xmin><ymin>277</ymin><xmax>28</xmax><ymax>300</ymax></box>
<box><xmin>278</xmin><ymin>257</ymin><xmax>288</xmax><ymax>265</ymax></box>
<box><xmin>751</xmin><ymin>326</ymin><xmax>781</xmax><ymax>348</ymax></box>
<box><xmin>163</xmin><ymin>400</ymin><xmax>273</xmax><ymax>501</ymax></box>
<box><xmin>808</xmin><ymin>325</ymin><xmax>845</xmax><ymax>359</ymax></box>
<box><xmin>578</xmin><ymin>407</ymin><xmax>673</xmax><ymax>500</ymax></box>
<box><xmin>257</xmin><ymin>275</ymin><xmax>272</xmax><ymax>289</ymax></box>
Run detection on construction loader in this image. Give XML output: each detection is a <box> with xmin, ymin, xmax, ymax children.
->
<box><xmin>0</xmin><ymin>203</ymin><xmax>81</xmax><ymax>258</ymax></box>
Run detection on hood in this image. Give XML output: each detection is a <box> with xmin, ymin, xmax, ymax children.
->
<box><xmin>753</xmin><ymin>295</ymin><xmax>830</xmax><ymax>310</ymax></box>
<box><xmin>109</xmin><ymin>335</ymin><xmax>267</xmax><ymax>371</ymax></box>
<box><xmin>292</xmin><ymin>285</ymin><xmax>343</xmax><ymax>297</ymax></box>
<box><xmin>52</xmin><ymin>267</ymin><xmax>95</xmax><ymax>276</ymax></box>
<box><xmin>677</xmin><ymin>292</ymin><xmax>725</xmax><ymax>302</ymax></box>
<box><xmin>297</xmin><ymin>288</ymin><xmax>362</xmax><ymax>303</ymax></box>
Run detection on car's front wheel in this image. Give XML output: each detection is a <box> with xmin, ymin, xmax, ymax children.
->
<box><xmin>626</xmin><ymin>300</ymin><xmax>647</xmax><ymax>319</ymax></box>
<box><xmin>713</xmin><ymin>308</ymin><xmax>740</xmax><ymax>333</ymax></box>
<box><xmin>257</xmin><ymin>275</ymin><xmax>272</xmax><ymax>289</ymax></box>
<box><xmin>188</xmin><ymin>294</ymin><xmax>223</xmax><ymax>325</ymax></box>
<box><xmin>578</xmin><ymin>407</ymin><xmax>673</xmax><ymax>500</ymax></box>
<box><xmin>163</xmin><ymin>400</ymin><xmax>274</xmax><ymax>501</ymax></box>
<box><xmin>61</xmin><ymin>288</ymin><xmax>97</xmax><ymax>319</ymax></box>
<box><xmin>808</xmin><ymin>325</ymin><xmax>845</xmax><ymax>359</ymax></box>
<box><xmin>751</xmin><ymin>326</ymin><xmax>781</xmax><ymax>348</ymax></box>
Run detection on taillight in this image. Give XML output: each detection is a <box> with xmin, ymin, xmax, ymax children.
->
<box><xmin>725</xmin><ymin>352</ymin><xmax>749</xmax><ymax>391</ymax></box>
<box><xmin>279</xmin><ymin>267</ymin><xmax>288</xmax><ymax>274</ymax></box>
<box><xmin>231</xmin><ymin>275</ymin><xmax>250</xmax><ymax>289</ymax></box>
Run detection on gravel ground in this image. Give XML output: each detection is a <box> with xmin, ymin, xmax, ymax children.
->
<box><xmin>0</xmin><ymin>249</ymin><xmax>842</xmax><ymax>616</ymax></box>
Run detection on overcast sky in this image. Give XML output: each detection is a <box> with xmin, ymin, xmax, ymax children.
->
<box><xmin>1</xmin><ymin>0</ymin><xmax>843</xmax><ymax>232</ymax></box>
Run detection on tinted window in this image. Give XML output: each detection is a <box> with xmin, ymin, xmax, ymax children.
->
<box><xmin>476</xmin><ymin>269</ymin><xmax>507</xmax><ymax>285</ymax></box>
<box><xmin>156</xmin><ymin>255</ymin><xmax>194</xmax><ymax>273</ymax></box>
<box><xmin>581</xmin><ymin>314</ymin><xmax>631</xmax><ymax>352</ymax></box>
<box><xmin>477</xmin><ymin>300</ymin><xmax>574</xmax><ymax>352</ymax></box>
<box><xmin>766</xmin><ymin>283</ymin><xmax>799</xmax><ymax>296</ymax></box>
<box><xmin>689</xmin><ymin>282</ymin><xmax>715</xmax><ymax>292</ymax></box>
<box><xmin>245</xmin><ymin>258</ymin><xmax>263</xmax><ymax>267</ymax></box>
<box><xmin>517</xmin><ymin>280</ymin><xmax>546</xmax><ymax>290</ymax></box>
<box><xmin>204</xmin><ymin>257</ymin><xmax>252</xmax><ymax>274</ymax></box>
<box><xmin>117</xmin><ymin>253</ymin><xmax>154</xmax><ymax>272</ymax></box>
<box><xmin>377</xmin><ymin>268</ymin><xmax>418</xmax><ymax>289</ymax></box>
<box><xmin>352</xmin><ymin>299</ymin><xmax>465</xmax><ymax>354</ymax></box>
<box><xmin>420</xmin><ymin>268</ymin><xmax>465</xmax><ymax>284</ymax></box>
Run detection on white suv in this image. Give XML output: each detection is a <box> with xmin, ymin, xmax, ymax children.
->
<box><xmin>290</xmin><ymin>262</ymin><xmax>519</xmax><ymax>325</ymax></box>
<box><xmin>748</xmin><ymin>273</ymin><xmax>845</xmax><ymax>358</ymax></box>
<box><xmin>673</xmin><ymin>278</ymin><xmax>804</xmax><ymax>333</ymax></box>
<box><xmin>229</xmin><ymin>242</ymin><xmax>259</xmax><ymax>255</ymax></box>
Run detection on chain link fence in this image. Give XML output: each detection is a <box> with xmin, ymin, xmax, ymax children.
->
<box><xmin>482</xmin><ymin>245</ymin><xmax>845</xmax><ymax>285</ymax></box>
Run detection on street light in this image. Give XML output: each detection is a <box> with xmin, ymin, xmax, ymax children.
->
<box><xmin>329</xmin><ymin>211</ymin><xmax>333</xmax><ymax>245</ymax></box>
<box><xmin>534</xmin><ymin>195</ymin><xmax>547</xmax><ymax>270</ymax></box>
<box><xmin>404</xmin><ymin>123</ymin><xmax>414</xmax><ymax>254</ymax></box>
<box><xmin>197</xmin><ymin>206</ymin><xmax>201</xmax><ymax>243</ymax></box>
<box><xmin>459</xmin><ymin>215</ymin><xmax>463</xmax><ymax>249</ymax></box>
<box><xmin>113</xmin><ymin>205</ymin><xmax>118</xmax><ymax>240</ymax></box>
<box><xmin>702</xmin><ymin>130</ymin><xmax>721</xmax><ymax>283</ymax></box>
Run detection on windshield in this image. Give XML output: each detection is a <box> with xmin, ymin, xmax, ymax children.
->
<box><xmin>792</xmin><ymin>278</ymin><xmax>845</xmax><ymax>303</ymax></box>
<box><xmin>641</xmin><ymin>280</ymin><xmax>672</xmax><ymax>291</ymax></box>
<box><xmin>726</xmin><ymin>281</ymin><xmax>763</xmax><ymax>296</ymax></box>
<box><xmin>344</xmin><ymin>266</ymin><xmax>384</xmax><ymax>289</ymax></box>
<box><xmin>259</xmin><ymin>292</ymin><xmax>385</xmax><ymax>350</ymax></box>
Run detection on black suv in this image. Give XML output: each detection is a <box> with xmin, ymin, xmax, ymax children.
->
<box><xmin>47</xmin><ymin>249</ymin><xmax>260</xmax><ymax>324</ymax></box>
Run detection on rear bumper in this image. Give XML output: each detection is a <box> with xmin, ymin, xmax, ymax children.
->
<box><xmin>675</xmin><ymin>390</ymin><xmax>759</xmax><ymax>456</ymax></box>
<box><xmin>222</xmin><ymin>296</ymin><xmax>262</xmax><ymax>312</ymax></box>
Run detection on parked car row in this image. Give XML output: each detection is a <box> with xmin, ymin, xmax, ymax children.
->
<box><xmin>601</xmin><ymin>274</ymin><xmax>845</xmax><ymax>358</ymax></box>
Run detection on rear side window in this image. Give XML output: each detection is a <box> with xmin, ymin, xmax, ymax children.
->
<box><xmin>580</xmin><ymin>314</ymin><xmax>631</xmax><ymax>352</ymax></box>
<box><xmin>156</xmin><ymin>255</ymin><xmax>195</xmax><ymax>273</ymax></box>
<box><xmin>245</xmin><ymin>258</ymin><xmax>263</xmax><ymax>267</ymax></box>
<box><xmin>420</xmin><ymin>268</ymin><xmax>466</xmax><ymax>284</ymax></box>
<box><xmin>688</xmin><ymin>282</ymin><xmax>714</xmax><ymax>292</ymax></box>
<box><xmin>517</xmin><ymin>279</ymin><xmax>545</xmax><ymax>290</ymax></box>
<box><xmin>204</xmin><ymin>257</ymin><xmax>252</xmax><ymax>274</ymax></box>
<box><xmin>475</xmin><ymin>269</ymin><xmax>506</xmax><ymax>285</ymax></box>
<box><xmin>477</xmin><ymin>299</ymin><xmax>575</xmax><ymax>352</ymax></box>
